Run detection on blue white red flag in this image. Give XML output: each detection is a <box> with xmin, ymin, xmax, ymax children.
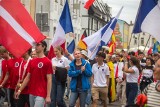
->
<box><xmin>48</xmin><ymin>0</ymin><xmax>73</xmax><ymax>59</ymax></box>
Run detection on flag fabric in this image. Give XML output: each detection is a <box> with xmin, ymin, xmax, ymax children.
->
<box><xmin>77</xmin><ymin>30</ymin><xmax>87</xmax><ymax>50</ymax></box>
<box><xmin>83</xmin><ymin>0</ymin><xmax>95</xmax><ymax>10</ymax></box>
<box><xmin>133</xmin><ymin>0</ymin><xmax>160</xmax><ymax>43</ymax></box>
<box><xmin>147</xmin><ymin>47</ymin><xmax>152</xmax><ymax>55</ymax></box>
<box><xmin>67</xmin><ymin>40</ymin><xmax>75</xmax><ymax>54</ymax></box>
<box><xmin>108</xmin><ymin>33</ymin><xmax>116</xmax><ymax>55</ymax></box>
<box><xmin>0</xmin><ymin>0</ymin><xmax>45</xmax><ymax>58</ymax></box>
<box><xmin>83</xmin><ymin>7</ymin><xmax>123</xmax><ymax>59</ymax></box>
<box><xmin>107</xmin><ymin>61</ymin><xmax>116</xmax><ymax>102</ymax></box>
<box><xmin>47</xmin><ymin>43</ymin><xmax>65</xmax><ymax>60</ymax></box>
<box><xmin>153</xmin><ymin>41</ymin><xmax>160</xmax><ymax>53</ymax></box>
<box><xmin>115</xmin><ymin>63</ymin><xmax>119</xmax><ymax>78</ymax></box>
<box><xmin>48</xmin><ymin>0</ymin><xmax>73</xmax><ymax>59</ymax></box>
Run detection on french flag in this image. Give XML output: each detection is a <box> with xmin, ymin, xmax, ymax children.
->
<box><xmin>133</xmin><ymin>0</ymin><xmax>160</xmax><ymax>43</ymax></box>
<box><xmin>48</xmin><ymin>0</ymin><xmax>73</xmax><ymax>59</ymax></box>
<box><xmin>83</xmin><ymin>7</ymin><xmax>123</xmax><ymax>59</ymax></box>
<box><xmin>83</xmin><ymin>0</ymin><xmax>95</xmax><ymax>10</ymax></box>
<box><xmin>0</xmin><ymin>0</ymin><xmax>45</xmax><ymax>58</ymax></box>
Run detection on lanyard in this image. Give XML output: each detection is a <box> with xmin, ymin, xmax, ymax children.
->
<box><xmin>18</xmin><ymin>57</ymin><xmax>31</xmax><ymax>82</ymax></box>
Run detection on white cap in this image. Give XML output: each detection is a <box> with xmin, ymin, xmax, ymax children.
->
<box><xmin>81</xmin><ymin>50</ymin><xmax>88</xmax><ymax>58</ymax></box>
<box><xmin>112</xmin><ymin>54</ymin><xmax>116</xmax><ymax>58</ymax></box>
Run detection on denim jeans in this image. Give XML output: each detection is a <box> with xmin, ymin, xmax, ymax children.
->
<box><xmin>65</xmin><ymin>76</ymin><xmax>71</xmax><ymax>97</ymax></box>
<box><xmin>29</xmin><ymin>94</ymin><xmax>45</xmax><ymax>107</ymax></box>
<box><xmin>85</xmin><ymin>88</ymin><xmax>92</xmax><ymax>105</ymax></box>
<box><xmin>50</xmin><ymin>75</ymin><xmax>66</xmax><ymax>107</ymax></box>
<box><xmin>69</xmin><ymin>89</ymin><xmax>87</xmax><ymax>107</ymax></box>
<box><xmin>126</xmin><ymin>83</ymin><xmax>138</xmax><ymax>105</ymax></box>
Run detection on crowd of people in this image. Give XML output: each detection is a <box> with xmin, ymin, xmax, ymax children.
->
<box><xmin>0</xmin><ymin>41</ymin><xmax>160</xmax><ymax>107</ymax></box>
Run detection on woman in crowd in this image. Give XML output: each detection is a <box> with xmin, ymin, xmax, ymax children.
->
<box><xmin>51</xmin><ymin>46</ymin><xmax>69</xmax><ymax>107</ymax></box>
<box><xmin>140</xmin><ymin>57</ymin><xmax>154</xmax><ymax>92</ymax></box>
<box><xmin>124</xmin><ymin>56</ymin><xmax>140</xmax><ymax>106</ymax></box>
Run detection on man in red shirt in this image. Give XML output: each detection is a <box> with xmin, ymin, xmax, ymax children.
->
<box><xmin>0</xmin><ymin>47</ymin><xmax>23</xmax><ymax>107</ymax></box>
<box><xmin>15</xmin><ymin>49</ymin><xmax>32</xmax><ymax>107</ymax></box>
<box><xmin>0</xmin><ymin>46</ymin><xmax>11</xmax><ymax>106</ymax></box>
<box><xmin>15</xmin><ymin>41</ymin><xmax>52</xmax><ymax>107</ymax></box>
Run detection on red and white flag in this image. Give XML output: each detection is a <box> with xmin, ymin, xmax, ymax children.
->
<box><xmin>0</xmin><ymin>0</ymin><xmax>45</xmax><ymax>58</ymax></box>
<box><xmin>83</xmin><ymin>0</ymin><xmax>95</xmax><ymax>10</ymax></box>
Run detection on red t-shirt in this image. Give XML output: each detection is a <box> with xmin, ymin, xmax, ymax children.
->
<box><xmin>27</xmin><ymin>57</ymin><xmax>52</xmax><ymax>98</ymax></box>
<box><xmin>0</xmin><ymin>60</ymin><xmax>10</xmax><ymax>88</ymax></box>
<box><xmin>7</xmin><ymin>58</ymin><xmax>23</xmax><ymax>89</ymax></box>
<box><xmin>18</xmin><ymin>59</ymin><xmax>31</xmax><ymax>94</ymax></box>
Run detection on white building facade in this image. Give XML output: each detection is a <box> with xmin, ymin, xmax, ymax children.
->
<box><xmin>21</xmin><ymin>0</ymin><xmax>111</xmax><ymax>50</ymax></box>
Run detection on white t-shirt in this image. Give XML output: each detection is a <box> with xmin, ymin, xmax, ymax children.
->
<box><xmin>142</xmin><ymin>69</ymin><xmax>153</xmax><ymax>78</ymax></box>
<box><xmin>92</xmin><ymin>63</ymin><xmax>110</xmax><ymax>87</ymax></box>
<box><xmin>126</xmin><ymin>66</ymin><xmax>139</xmax><ymax>83</ymax></box>
<box><xmin>51</xmin><ymin>56</ymin><xmax>69</xmax><ymax>71</ymax></box>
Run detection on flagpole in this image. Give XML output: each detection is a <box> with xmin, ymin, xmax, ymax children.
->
<box><xmin>128</xmin><ymin>33</ymin><xmax>134</xmax><ymax>52</ymax></box>
<box><xmin>143</xmin><ymin>35</ymin><xmax>151</xmax><ymax>53</ymax></box>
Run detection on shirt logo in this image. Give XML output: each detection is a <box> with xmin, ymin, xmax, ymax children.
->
<box><xmin>15</xmin><ymin>62</ymin><xmax>19</xmax><ymax>67</ymax></box>
<box><xmin>38</xmin><ymin>62</ymin><xmax>43</xmax><ymax>68</ymax></box>
<box><xmin>60</xmin><ymin>60</ymin><xmax>63</xmax><ymax>63</ymax></box>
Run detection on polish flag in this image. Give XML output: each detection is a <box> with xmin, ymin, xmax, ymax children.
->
<box><xmin>83</xmin><ymin>0</ymin><xmax>95</xmax><ymax>10</ymax></box>
<box><xmin>0</xmin><ymin>0</ymin><xmax>45</xmax><ymax>58</ymax></box>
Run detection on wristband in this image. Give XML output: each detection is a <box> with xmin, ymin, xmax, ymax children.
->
<box><xmin>18</xmin><ymin>89</ymin><xmax>21</xmax><ymax>93</ymax></box>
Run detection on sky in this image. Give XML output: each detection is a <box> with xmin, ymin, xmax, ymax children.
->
<box><xmin>103</xmin><ymin>0</ymin><xmax>141</xmax><ymax>24</ymax></box>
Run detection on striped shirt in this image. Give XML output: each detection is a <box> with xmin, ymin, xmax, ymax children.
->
<box><xmin>143</xmin><ymin>82</ymin><xmax>160</xmax><ymax>107</ymax></box>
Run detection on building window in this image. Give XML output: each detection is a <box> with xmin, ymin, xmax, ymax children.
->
<box><xmin>55</xmin><ymin>0</ymin><xmax>58</xmax><ymax>3</ymax></box>
<box><xmin>93</xmin><ymin>19</ymin><xmax>98</xmax><ymax>31</ymax></box>
<box><xmin>141</xmin><ymin>37</ymin><xmax>144</xmax><ymax>45</ymax></box>
<box><xmin>53</xmin><ymin>27</ymin><xmax>56</xmax><ymax>36</ymax></box>
<box><xmin>134</xmin><ymin>37</ymin><xmax>137</xmax><ymax>45</ymax></box>
<box><xmin>36</xmin><ymin>13</ymin><xmax>49</xmax><ymax>32</ymax></box>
